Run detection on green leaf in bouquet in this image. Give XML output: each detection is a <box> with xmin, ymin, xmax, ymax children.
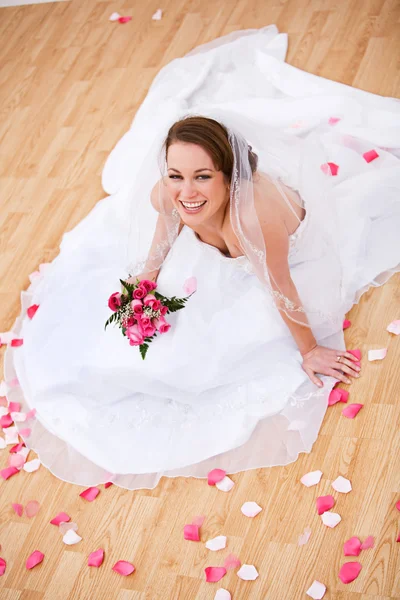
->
<box><xmin>139</xmin><ymin>343</ymin><xmax>149</xmax><ymax>360</ymax></box>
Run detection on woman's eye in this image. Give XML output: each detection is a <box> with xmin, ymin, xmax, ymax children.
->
<box><xmin>168</xmin><ymin>175</ymin><xmax>210</xmax><ymax>180</ymax></box>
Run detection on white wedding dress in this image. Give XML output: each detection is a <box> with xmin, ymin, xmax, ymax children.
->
<box><xmin>4</xmin><ymin>26</ymin><xmax>400</xmax><ymax>490</ymax></box>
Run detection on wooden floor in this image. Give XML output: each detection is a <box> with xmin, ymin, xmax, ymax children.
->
<box><xmin>0</xmin><ymin>0</ymin><xmax>399</xmax><ymax>598</ymax></box>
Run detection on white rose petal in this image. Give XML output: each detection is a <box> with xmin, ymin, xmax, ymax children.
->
<box><xmin>216</xmin><ymin>476</ymin><xmax>235</xmax><ymax>492</ymax></box>
<box><xmin>23</xmin><ymin>458</ymin><xmax>41</xmax><ymax>472</ymax></box>
<box><xmin>152</xmin><ymin>8</ymin><xmax>163</xmax><ymax>20</ymax></box>
<box><xmin>368</xmin><ymin>348</ymin><xmax>387</xmax><ymax>361</ymax></box>
<box><xmin>214</xmin><ymin>590</ymin><xmax>231</xmax><ymax>600</ymax></box>
<box><xmin>321</xmin><ymin>512</ymin><xmax>341</xmax><ymax>528</ymax></box>
<box><xmin>62</xmin><ymin>529</ymin><xmax>82</xmax><ymax>545</ymax></box>
<box><xmin>109</xmin><ymin>12</ymin><xmax>121</xmax><ymax>21</ymax></box>
<box><xmin>205</xmin><ymin>536</ymin><xmax>227</xmax><ymax>551</ymax></box>
<box><xmin>17</xmin><ymin>446</ymin><xmax>30</xmax><ymax>459</ymax></box>
<box><xmin>387</xmin><ymin>320</ymin><xmax>400</xmax><ymax>335</ymax></box>
<box><xmin>237</xmin><ymin>564</ymin><xmax>259</xmax><ymax>580</ymax></box>
<box><xmin>0</xmin><ymin>407</ymin><xmax>9</xmax><ymax>418</ymax></box>
<box><xmin>11</xmin><ymin>412</ymin><xmax>27</xmax><ymax>423</ymax></box>
<box><xmin>5</xmin><ymin>426</ymin><xmax>19</xmax><ymax>445</ymax></box>
<box><xmin>331</xmin><ymin>476</ymin><xmax>352</xmax><ymax>494</ymax></box>
<box><xmin>241</xmin><ymin>501</ymin><xmax>262</xmax><ymax>518</ymax></box>
<box><xmin>306</xmin><ymin>580</ymin><xmax>327</xmax><ymax>599</ymax></box>
<box><xmin>300</xmin><ymin>470</ymin><xmax>323</xmax><ymax>487</ymax></box>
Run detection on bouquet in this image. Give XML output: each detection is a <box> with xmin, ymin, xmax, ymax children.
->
<box><xmin>105</xmin><ymin>278</ymin><xmax>192</xmax><ymax>359</ymax></box>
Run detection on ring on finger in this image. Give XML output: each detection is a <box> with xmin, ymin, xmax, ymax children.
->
<box><xmin>336</xmin><ymin>356</ymin><xmax>342</xmax><ymax>363</ymax></box>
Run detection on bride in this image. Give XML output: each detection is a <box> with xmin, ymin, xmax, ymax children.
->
<box><xmin>4</xmin><ymin>25</ymin><xmax>400</xmax><ymax>491</ymax></box>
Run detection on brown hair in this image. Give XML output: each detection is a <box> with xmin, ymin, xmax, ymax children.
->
<box><xmin>163</xmin><ymin>116</ymin><xmax>258</xmax><ymax>181</ymax></box>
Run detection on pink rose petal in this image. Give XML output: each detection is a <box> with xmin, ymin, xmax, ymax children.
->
<box><xmin>298</xmin><ymin>526</ymin><xmax>312</xmax><ymax>546</ymax></box>
<box><xmin>88</xmin><ymin>548</ymin><xmax>104</xmax><ymax>567</ymax></box>
<box><xmin>363</xmin><ymin>149</ymin><xmax>379</xmax><ymax>163</ymax></box>
<box><xmin>0</xmin><ymin>397</ymin><xmax>7</xmax><ymax>407</ymax></box>
<box><xmin>328</xmin><ymin>389</ymin><xmax>342</xmax><ymax>406</ymax></box>
<box><xmin>8</xmin><ymin>454</ymin><xmax>25</xmax><ymax>469</ymax></box>
<box><xmin>237</xmin><ymin>564</ymin><xmax>259</xmax><ymax>580</ymax></box>
<box><xmin>306</xmin><ymin>580</ymin><xmax>326</xmax><ymax>599</ymax></box>
<box><xmin>301</xmin><ymin>470</ymin><xmax>323</xmax><ymax>487</ymax></box>
<box><xmin>26</xmin><ymin>550</ymin><xmax>44</xmax><ymax>570</ymax></box>
<box><xmin>192</xmin><ymin>515</ymin><xmax>205</xmax><ymax>527</ymax></box>
<box><xmin>208</xmin><ymin>468</ymin><xmax>226</xmax><ymax>485</ymax></box>
<box><xmin>1</xmin><ymin>466</ymin><xmax>19</xmax><ymax>480</ymax></box>
<box><xmin>338</xmin><ymin>561</ymin><xmax>362</xmax><ymax>584</ymax></box>
<box><xmin>328</xmin><ymin>117</ymin><xmax>341</xmax><ymax>125</ymax></box>
<box><xmin>183</xmin><ymin>277</ymin><xmax>197</xmax><ymax>295</ymax></box>
<box><xmin>321</xmin><ymin>512</ymin><xmax>341</xmax><ymax>528</ymax></box>
<box><xmin>368</xmin><ymin>348</ymin><xmax>387</xmax><ymax>361</ymax></box>
<box><xmin>12</xmin><ymin>503</ymin><xmax>23</xmax><ymax>516</ymax></box>
<box><xmin>241</xmin><ymin>501</ymin><xmax>262</xmax><ymax>517</ymax></box>
<box><xmin>10</xmin><ymin>442</ymin><xmax>24</xmax><ymax>453</ymax></box>
<box><xmin>397</xmin><ymin>532</ymin><xmax>400</xmax><ymax>542</ymax></box>
<box><xmin>19</xmin><ymin>428</ymin><xmax>31</xmax><ymax>438</ymax></box>
<box><xmin>0</xmin><ymin>557</ymin><xmax>6</xmax><ymax>576</ymax></box>
<box><xmin>343</xmin><ymin>319</ymin><xmax>351</xmax><ymax>329</ymax></box>
<box><xmin>118</xmin><ymin>16</ymin><xmax>132</xmax><ymax>23</ymax></box>
<box><xmin>321</xmin><ymin>162</ymin><xmax>339</xmax><ymax>176</ymax></box>
<box><xmin>11</xmin><ymin>339</ymin><xmax>24</xmax><ymax>347</ymax></box>
<box><xmin>59</xmin><ymin>521</ymin><xmax>78</xmax><ymax>535</ymax></box>
<box><xmin>25</xmin><ymin>500</ymin><xmax>40</xmax><ymax>518</ymax></box>
<box><xmin>360</xmin><ymin>535</ymin><xmax>375</xmax><ymax>550</ymax></box>
<box><xmin>184</xmin><ymin>524</ymin><xmax>200</xmax><ymax>541</ymax></box>
<box><xmin>27</xmin><ymin>304</ymin><xmax>39</xmax><ymax>319</ymax></box>
<box><xmin>205</xmin><ymin>566</ymin><xmax>227</xmax><ymax>582</ymax></box>
<box><xmin>79</xmin><ymin>486</ymin><xmax>100</xmax><ymax>501</ymax></box>
<box><xmin>342</xmin><ymin>403</ymin><xmax>363</xmax><ymax>419</ymax></box>
<box><xmin>332</xmin><ymin>476</ymin><xmax>352</xmax><ymax>493</ymax></box>
<box><xmin>349</xmin><ymin>348</ymin><xmax>362</xmax><ymax>361</ymax></box>
<box><xmin>9</xmin><ymin>401</ymin><xmax>20</xmax><ymax>412</ymax></box>
<box><xmin>112</xmin><ymin>560</ymin><xmax>135</xmax><ymax>576</ymax></box>
<box><xmin>104</xmin><ymin>481</ymin><xmax>113</xmax><ymax>488</ymax></box>
<box><xmin>8</xmin><ymin>378</ymin><xmax>20</xmax><ymax>388</ymax></box>
<box><xmin>223</xmin><ymin>553</ymin><xmax>241</xmax><ymax>570</ymax></box>
<box><xmin>26</xmin><ymin>408</ymin><xmax>37</xmax><ymax>420</ymax></box>
<box><xmin>396</xmin><ymin>500</ymin><xmax>400</xmax><ymax>511</ymax></box>
<box><xmin>205</xmin><ymin>535</ymin><xmax>227</xmax><ymax>551</ymax></box>
<box><xmin>316</xmin><ymin>495</ymin><xmax>335</xmax><ymax>515</ymax></box>
<box><xmin>50</xmin><ymin>512</ymin><xmax>71</xmax><ymax>526</ymax></box>
<box><xmin>343</xmin><ymin>536</ymin><xmax>362</xmax><ymax>556</ymax></box>
<box><xmin>0</xmin><ymin>414</ymin><xmax>13</xmax><ymax>428</ymax></box>
<box><xmin>387</xmin><ymin>320</ymin><xmax>400</xmax><ymax>335</ymax></box>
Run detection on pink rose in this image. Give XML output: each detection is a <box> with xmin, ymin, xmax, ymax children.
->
<box><xmin>140</xmin><ymin>316</ymin><xmax>151</xmax><ymax>328</ymax></box>
<box><xmin>141</xmin><ymin>279</ymin><xmax>157</xmax><ymax>292</ymax></box>
<box><xmin>153</xmin><ymin>316</ymin><xmax>171</xmax><ymax>334</ymax></box>
<box><xmin>125</xmin><ymin>316</ymin><xmax>136</xmax><ymax>327</ymax></box>
<box><xmin>108</xmin><ymin>292</ymin><xmax>122</xmax><ymax>312</ymax></box>
<box><xmin>152</xmin><ymin>299</ymin><xmax>162</xmax><ymax>311</ymax></box>
<box><xmin>143</xmin><ymin>294</ymin><xmax>158</xmax><ymax>309</ymax></box>
<box><xmin>126</xmin><ymin>324</ymin><xmax>144</xmax><ymax>346</ymax></box>
<box><xmin>160</xmin><ymin>305</ymin><xmax>168</xmax><ymax>316</ymax></box>
<box><xmin>130</xmin><ymin>299</ymin><xmax>143</xmax><ymax>314</ymax></box>
<box><xmin>133</xmin><ymin>285</ymin><xmax>147</xmax><ymax>300</ymax></box>
<box><xmin>142</xmin><ymin>325</ymin><xmax>156</xmax><ymax>338</ymax></box>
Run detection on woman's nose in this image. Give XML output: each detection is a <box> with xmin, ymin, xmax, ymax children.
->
<box><xmin>181</xmin><ymin>180</ymin><xmax>197</xmax><ymax>198</ymax></box>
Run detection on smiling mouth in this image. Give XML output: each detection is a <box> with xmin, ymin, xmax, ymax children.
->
<box><xmin>179</xmin><ymin>200</ymin><xmax>207</xmax><ymax>213</ymax></box>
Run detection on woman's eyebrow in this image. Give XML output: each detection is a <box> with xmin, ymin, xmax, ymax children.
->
<box><xmin>167</xmin><ymin>167</ymin><xmax>214</xmax><ymax>173</ymax></box>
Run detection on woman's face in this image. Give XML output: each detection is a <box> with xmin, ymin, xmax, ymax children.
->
<box><xmin>165</xmin><ymin>142</ymin><xmax>229</xmax><ymax>225</ymax></box>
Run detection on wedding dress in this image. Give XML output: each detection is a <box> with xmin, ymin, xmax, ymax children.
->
<box><xmin>3</xmin><ymin>26</ymin><xmax>400</xmax><ymax>490</ymax></box>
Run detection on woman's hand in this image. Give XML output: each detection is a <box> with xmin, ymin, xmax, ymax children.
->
<box><xmin>301</xmin><ymin>345</ymin><xmax>361</xmax><ymax>388</ymax></box>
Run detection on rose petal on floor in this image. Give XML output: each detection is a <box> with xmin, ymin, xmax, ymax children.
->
<box><xmin>205</xmin><ymin>566</ymin><xmax>227</xmax><ymax>582</ymax></box>
<box><xmin>316</xmin><ymin>495</ymin><xmax>335</xmax><ymax>515</ymax></box>
<box><xmin>0</xmin><ymin>396</ymin><xmax>7</xmax><ymax>407</ymax></box>
<box><xmin>192</xmin><ymin>515</ymin><xmax>205</xmax><ymax>527</ymax></box>
<box><xmin>343</xmin><ymin>537</ymin><xmax>362</xmax><ymax>556</ymax></box>
<box><xmin>8</xmin><ymin>454</ymin><xmax>25</xmax><ymax>469</ymax></box>
<box><xmin>27</xmin><ymin>305</ymin><xmax>39</xmax><ymax>319</ymax></box>
<box><xmin>387</xmin><ymin>320</ymin><xmax>400</xmax><ymax>335</ymax></box>
<box><xmin>206</xmin><ymin>536</ymin><xmax>227</xmax><ymax>551</ymax></box>
<box><xmin>11</xmin><ymin>412</ymin><xmax>26</xmax><ymax>423</ymax></box>
<box><xmin>1</xmin><ymin>414</ymin><xmax>13</xmax><ymax>428</ymax></box>
<box><xmin>12</xmin><ymin>503</ymin><xmax>23</xmax><ymax>516</ymax></box>
<box><xmin>208</xmin><ymin>469</ymin><xmax>226</xmax><ymax>485</ymax></box>
<box><xmin>11</xmin><ymin>339</ymin><xmax>23</xmax><ymax>347</ymax></box>
<box><xmin>19</xmin><ymin>428</ymin><xmax>31</xmax><ymax>438</ymax></box>
<box><xmin>79</xmin><ymin>486</ymin><xmax>100</xmax><ymax>501</ymax></box>
<box><xmin>112</xmin><ymin>560</ymin><xmax>135</xmax><ymax>575</ymax></box>
<box><xmin>223</xmin><ymin>554</ymin><xmax>241</xmax><ymax>570</ymax></box>
<box><xmin>214</xmin><ymin>590</ymin><xmax>231</xmax><ymax>600</ymax></box>
<box><xmin>298</xmin><ymin>526</ymin><xmax>312</xmax><ymax>546</ymax></box>
<box><xmin>216</xmin><ymin>476</ymin><xmax>235</xmax><ymax>492</ymax></box>
<box><xmin>396</xmin><ymin>500</ymin><xmax>400</xmax><ymax>511</ymax></box>
<box><xmin>8</xmin><ymin>401</ymin><xmax>21</xmax><ymax>412</ymax></box>
<box><xmin>104</xmin><ymin>482</ymin><xmax>113</xmax><ymax>488</ymax></box>
<box><xmin>0</xmin><ymin>557</ymin><xmax>6</xmax><ymax>576</ymax></box>
<box><xmin>59</xmin><ymin>522</ymin><xmax>78</xmax><ymax>535</ymax></box>
<box><xmin>1</xmin><ymin>466</ymin><xmax>19</xmax><ymax>480</ymax></box>
<box><xmin>338</xmin><ymin>389</ymin><xmax>349</xmax><ymax>403</ymax></box>
<box><xmin>237</xmin><ymin>564</ymin><xmax>259</xmax><ymax>580</ymax></box>
<box><xmin>397</xmin><ymin>532</ymin><xmax>400</xmax><ymax>542</ymax></box>
<box><xmin>9</xmin><ymin>442</ymin><xmax>24</xmax><ymax>453</ymax></box>
<box><xmin>338</xmin><ymin>562</ymin><xmax>362</xmax><ymax>583</ymax></box>
<box><xmin>25</xmin><ymin>408</ymin><xmax>37</xmax><ymax>420</ymax></box>
<box><xmin>360</xmin><ymin>535</ymin><xmax>375</xmax><ymax>550</ymax></box>
<box><xmin>118</xmin><ymin>16</ymin><xmax>132</xmax><ymax>23</ymax></box>
<box><xmin>306</xmin><ymin>580</ymin><xmax>326</xmax><ymax>599</ymax></box>
<box><xmin>241</xmin><ymin>501</ymin><xmax>262</xmax><ymax>517</ymax></box>
<box><xmin>328</xmin><ymin>117</ymin><xmax>341</xmax><ymax>125</ymax></box>
<box><xmin>5</xmin><ymin>426</ymin><xmax>19</xmax><ymax>444</ymax></box>
<box><xmin>184</xmin><ymin>524</ymin><xmax>200</xmax><ymax>541</ymax></box>
<box><xmin>328</xmin><ymin>389</ymin><xmax>343</xmax><ymax>406</ymax></box>
<box><xmin>25</xmin><ymin>500</ymin><xmax>40</xmax><ymax>518</ymax></box>
<box><xmin>26</xmin><ymin>550</ymin><xmax>44</xmax><ymax>569</ymax></box>
<box><xmin>342</xmin><ymin>404</ymin><xmax>363</xmax><ymax>419</ymax></box>
<box><xmin>88</xmin><ymin>548</ymin><xmax>104</xmax><ymax>567</ymax></box>
<box><xmin>321</xmin><ymin>512</ymin><xmax>341</xmax><ymax>528</ymax></box>
<box><xmin>343</xmin><ymin>319</ymin><xmax>351</xmax><ymax>329</ymax></box>
<box><xmin>183</xmin><ymin>276</ymin><xmax>197</xmax><ymax>295</ymax></box>
<box><xmin>23</xmin><ymin>458</ymin><xmax>41</xmax><ymax>473</ymax></box>
<box><xmin>363</xmin><ymin>149</ymin><xmax>379</xmax><ymax>163</ymax></box>
<box><xmin>301</xmin><ymin>470</ymin><xmax>323</xmax><ymax>486</ymax></box>
<box><xmin>348</xmin><ymin>348</ymin><xmax>362</xmax><ymax>361</ymax></box>
<box><xmin>63</xmin><ymin>530</ymin><xmax>82</xmax><ymax>545</ymax></box>
<box><xmin>17</xmin><ymin>447</ymin><xmax>30</xmax><ymax>460</ymax></box>
<box><xmin>109</xmin><ymin>12</ymin><xmax>121</xmax><ymax>20</ymax></box>
<box><xmin>152</xmin><ymin>8</ymin><xmax>163</xmax><ymax>20</ymax></box>
<box><xmin>50</xmin><ymin>512</ymin><xmax>71</xmax><ymax>526</ymax></box>
<box><xmin>320</xmin><ymin>162</ymin><xmax>339</xmax><ymax>176</ymax></box>
<box><xmin>368</xmin><ymin>348</ymin><xmax>387</xmax><ymax>361</ymax></box>
<box><xmin>332</xmin><ymin>476</ymin><xmax>352</xmax><ymax>493</ymax></box>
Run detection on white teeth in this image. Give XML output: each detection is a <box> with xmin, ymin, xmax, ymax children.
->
<box><xmin>181</xmin><ymin>201</ymin><xmax>205</xmax><ymax>208</ymax></box>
